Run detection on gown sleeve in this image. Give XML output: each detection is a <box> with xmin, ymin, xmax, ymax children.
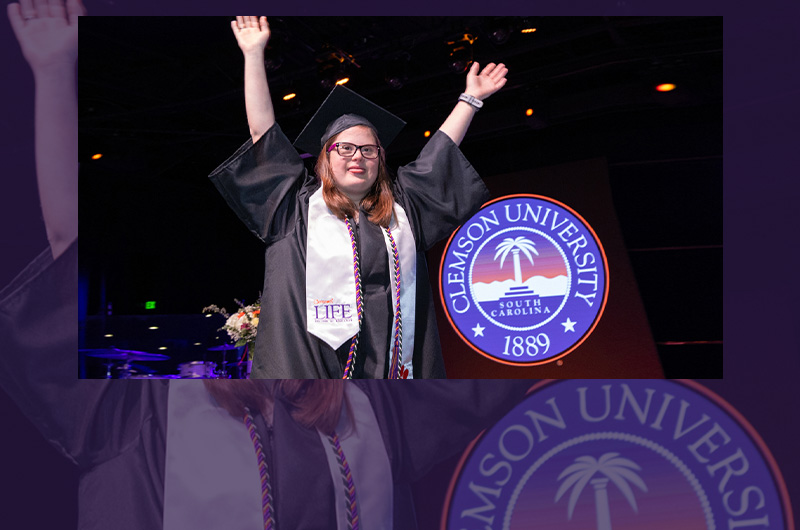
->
<box><xmin>0</xmin><ymin>239</ymin><xmax>168</xmax><ymax>469</ymax></box>
<box><xmin>208</xmin><ymin>123</ymin><xmax>308</xmax><ymax>244</ymax></box>
<box><xmin>394</xmin><ymin>130</ymin><xmax>491</xmax><ymax>251</ymax></box>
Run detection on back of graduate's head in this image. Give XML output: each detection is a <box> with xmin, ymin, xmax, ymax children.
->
<box><xmin>203</xmin><ymin>380</ymin><xmax>346</xmax><ymax>435</ymax></box>
<box><xmin>315</xmin><ymin>124</ymin><xmax>395</xmax><ymax>228</ymax></box>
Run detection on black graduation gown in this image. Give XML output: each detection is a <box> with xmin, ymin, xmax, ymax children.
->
<box><xmin>0</xmin><ymin>244</ymin><xmax>530</xmax><ymax>528</ymax></box>
<box><xmin>209</xmin><ymin>124</ymin><xmax>489</xmax><ymax>379</ymax></box>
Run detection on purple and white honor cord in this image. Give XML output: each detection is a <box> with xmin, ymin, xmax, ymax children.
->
<box><xmin>342</xmin><ymin>217</ymin><xmax>403</xmax><ymax>379</ymax></box>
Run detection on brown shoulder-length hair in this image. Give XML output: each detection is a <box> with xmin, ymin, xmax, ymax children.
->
<box><xmin>316</xmin><ymin>125</ymin><xmax>395</xmax><ymax>228</ymax></box>
<box><xmin>203</xmin><ymin>380</ymin><xmax>348</xmax><ymax>435</ymax></box>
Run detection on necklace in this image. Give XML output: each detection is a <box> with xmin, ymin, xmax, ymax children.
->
<box><xmin>243</xmin><ymin>407</ymin><xmax>359</xmax><ymax>530</ymax></box>
<box><xmin>342</xmin><ymin>217</ymin><xmax>404</xmax><ymax>379</ymax></box>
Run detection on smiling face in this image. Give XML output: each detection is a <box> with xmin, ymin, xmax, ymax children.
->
<box><xmin>327</xmin><ymin>125</ymin><xmax>381</xmax><ymax>204</ymax></box>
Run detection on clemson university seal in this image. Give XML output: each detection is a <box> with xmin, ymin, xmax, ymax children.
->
<box><xmin>440</xmin><ymin>195</ymin><xmax>609</xmax><ymax>365</ymax></box>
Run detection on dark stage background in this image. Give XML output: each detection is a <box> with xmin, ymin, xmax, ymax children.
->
<box><xmin>77</xmin><ymin>16</ymin><xmax>721</xmax><ymax>378</ymax></box>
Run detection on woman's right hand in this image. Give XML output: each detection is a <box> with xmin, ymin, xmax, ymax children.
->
<box><xmin>231</xmin><ymin>16</ymin><xmax>270</xmax><ymax>55</ymax></box>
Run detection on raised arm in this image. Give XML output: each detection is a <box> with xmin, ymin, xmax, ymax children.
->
<box><xmin>231</xmin><ymin>16</ymin><xmax>274</xmax><ymax>143</ymax></box>
<box><xmin>8</xmin><ymin>0</ymin><xmax>84</xmax><ymax>260</ymax></box>
<box><xmin>438</xmin><ymin>61</ymin><xmax>508</xmax><ymax>146</ymax></box>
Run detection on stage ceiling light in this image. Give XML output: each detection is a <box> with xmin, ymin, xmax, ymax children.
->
<box><xmin>520</xmin><ymin>16</ymin><xmax>537</xmax><ymax>34</ymax></box>
<box><xmin>524</xmin><ymin>101</ymin><xmax>550</xmax><ymax>130</ymax></box>
<box><xmin>317</xmin><ymin>46</ymin><xmax>358</xmax><ymax>90</ymax></box>
<box><xmin>656</xmin><ymin>83</ymin><xmax>677</xmax><ymax>92</ymax></box>
<box><xmin>447</xmin><ymin>33</ymin><xmax>476</xmax><ymax>74</ymax></box>
<box><xmin>318</xmin><ymin>49</ymin><xmax>346</xmax><ymax>90</ymax></box>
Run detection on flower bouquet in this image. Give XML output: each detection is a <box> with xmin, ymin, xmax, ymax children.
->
<box><xmin>202</xmin><ymin>298</ymin><xmax>260</xmax><ymax>361</ymax></box>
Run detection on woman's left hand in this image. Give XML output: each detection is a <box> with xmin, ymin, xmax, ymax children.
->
<box><xmin>7</xmin><ymin>0</ymin><xmax>84</xmax><ymax>72</ymax></box>
<box><xmin>464</xmin><ymin>62</ymin><xmax>508</xmax><ymax>101</ymax></box>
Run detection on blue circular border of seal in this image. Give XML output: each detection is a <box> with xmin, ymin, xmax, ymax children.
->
<box><xmin>440</xmin><ymin>379</ymin><xmax>795</xmax><ymax>530</ymax></box>
<box><xmin>438</xmin><ymin>194</ymin><xmax>610</xmax><ymax>366</ymax></box>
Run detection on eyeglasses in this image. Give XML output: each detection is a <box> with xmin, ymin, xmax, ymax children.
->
<box><xmin>327</xmin><ymin>142</ymin><xmax>381</xmax><ymax>159</ymax></box>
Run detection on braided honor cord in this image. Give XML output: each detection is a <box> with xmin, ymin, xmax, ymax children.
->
<box><xmin>328</xmin><ymin>433</ymin><xmax>360</xmax><ymax>530</ymax></box>
<box><xmin>384</xmin><ymin>228</ymin><xmax>403</xmax><ymax>379</ymax></box>
<box><xmin>341</xmin><ymin>217</ymin><xmax>404</xmax><ymax>379</ymax></box>
<box><xmin>244</xmin><ymin>407</ymin><xmax>275</xmax><ymax>530</ymax></box>
<box><xmin>342</xmin><ymin>217</ymin><xmax>363</xmax><ymax>379</ymax></box>
<box><xmin>243</xmin><ymin>409</ymin><xmax>359</xmax><ymax>529</ymax></box>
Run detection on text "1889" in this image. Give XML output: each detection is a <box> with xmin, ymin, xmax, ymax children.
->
<box><xmin>501</xmin><ymin>334</ymin><xmax>550</xmax><ymax>357</ymax></box>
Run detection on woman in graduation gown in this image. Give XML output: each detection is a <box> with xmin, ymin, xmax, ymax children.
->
<box><xmin>0</xmin><ymin>11</ymin><xmax>536</xmax><ymax>529</ymax></box>
<box><xmin>210</xmin><ymin>16</ymin><xmax>508</xmax><ymax>379</ymax></box>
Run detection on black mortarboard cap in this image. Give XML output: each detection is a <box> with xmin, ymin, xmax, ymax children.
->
<box><xmin>293</xmin><ymin>85</ymin><xmax>406</xmax><ymax>155</ymax></box>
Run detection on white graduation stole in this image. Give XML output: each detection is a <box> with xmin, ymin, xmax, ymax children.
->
<box><xmin>306</xmin><ymin>188</ymin><xmax>416</xmax><ymax>377</ymax></box>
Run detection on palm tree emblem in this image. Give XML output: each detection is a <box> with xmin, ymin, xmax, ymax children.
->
<box><xmin>494</xmin><ymin>237</ymin><xmax>538</xmax><ymax>284</ymax></box>
<box><xmin>555</xmin><ymin>452</ymin><xmax>647</xmax><ymax>530</ymax></box>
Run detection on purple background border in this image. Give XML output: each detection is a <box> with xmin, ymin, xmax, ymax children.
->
<box><xmin>1</xmin><ymin>2</ymin><xmax>798</xmax><ymax>529</ymax></box>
